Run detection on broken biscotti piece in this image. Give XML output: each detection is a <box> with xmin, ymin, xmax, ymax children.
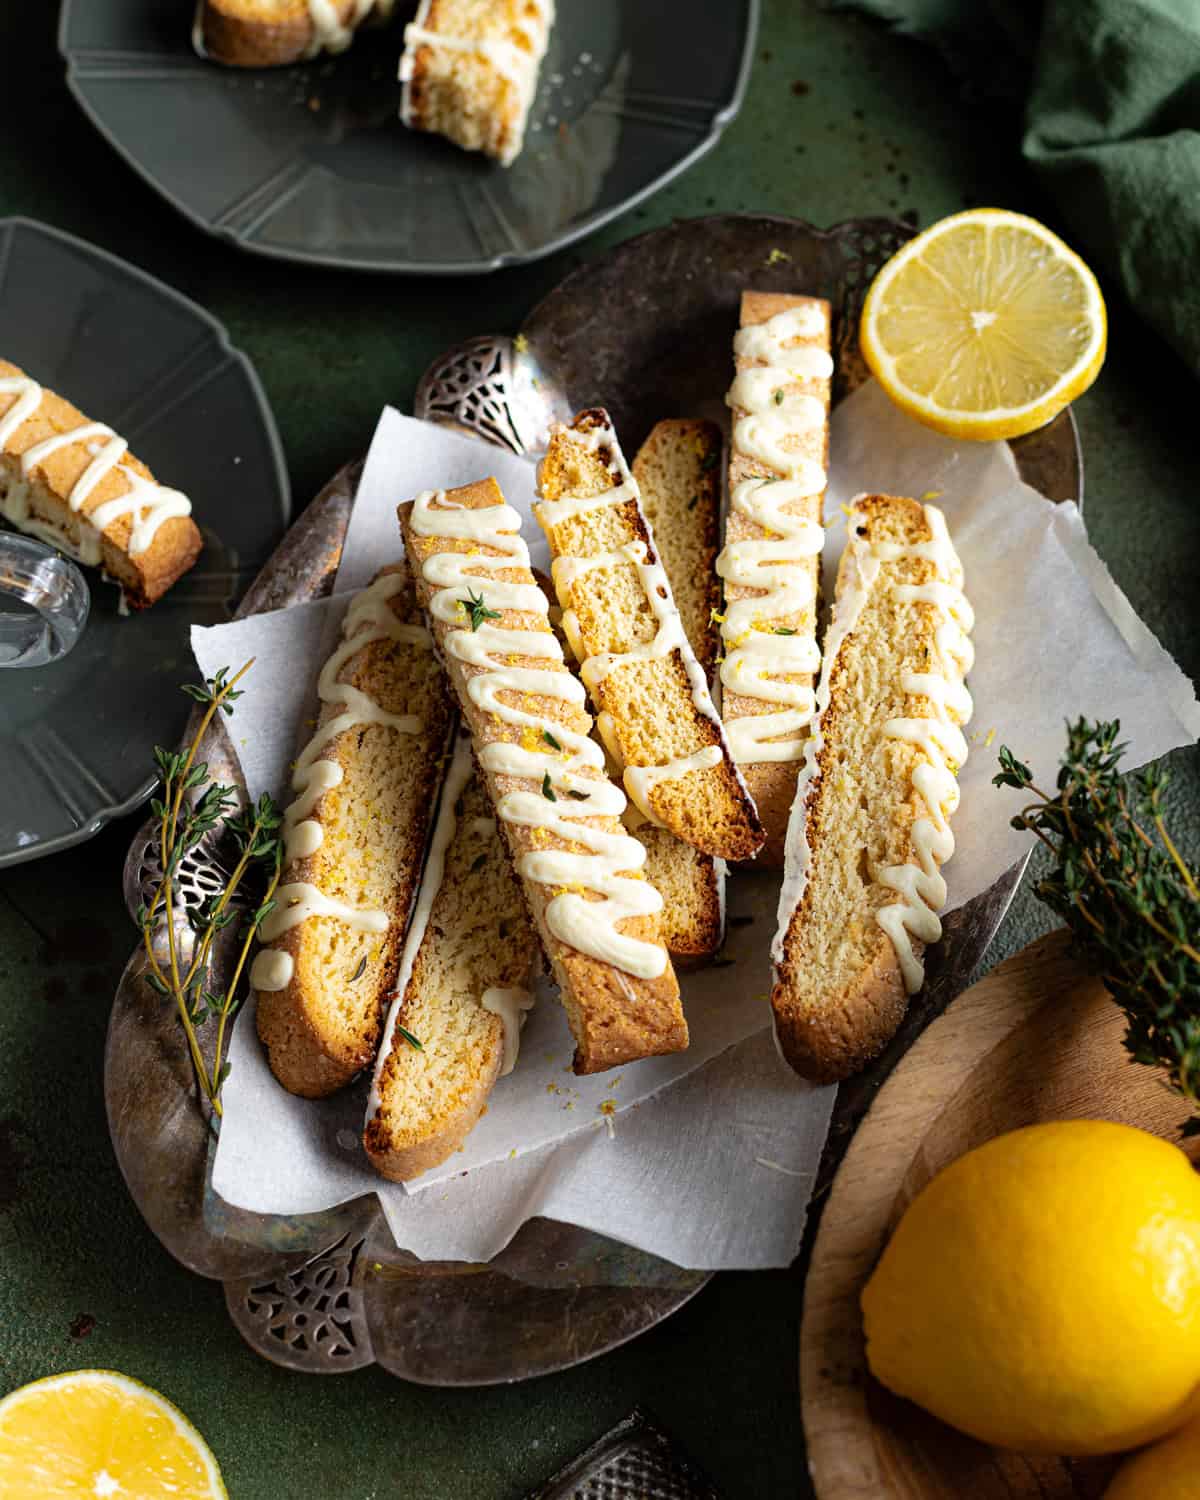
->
<box><xmin>197</xmin><ymin>0</ymin><xmax>397</xmax><ymax>67</ymax></box>
<box><xmin>0</xmin><ymin>359</ymin><xmax>202</xmax><ymax>609</ymax></box>
<box><xmin>631</xmin><ymin>419</ymin><xmax>727</xmax><ymax>964</ymax></box>
<box><xmin>398</xmin><ymin>478</ymin><xmax>687</xmax><ymax>1075</ymax></box>
<box><xmin>771</xmin><ymin>495</ymin><xmax>974</xmax><ymax>1083</ymax></box>
<box><xmin>715</xmin><ymin>292</ymin><xmax>833</xmax><ymax>864</ymax></box>
<box><xmin>536</xmin><ymin>409</ymin><xmax>764</xmax><ymax>865</ymax></box>
<box><xmin>364</xmin><ymin>736</ymin><xmax>541</xmax><ymax>1182</ymax></box>
<box><xmin>400</xmin><ymin>0</ymin><xmax>555</xmax><ymax>166</ymax></box>
<box><xmin>252</xmin><ymin>563</ymin><xmax>456</xmax><ymax>1097</ymax></box>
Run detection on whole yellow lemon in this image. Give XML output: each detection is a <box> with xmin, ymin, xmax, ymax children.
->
<box><xmin>861</xmin><ymin>1120</ymin><xmax>1200</xmax><ymax>1455</ymax></box>
<box><xmin>1105</xmin><ymin>1412</ymin><xmax>1200</xmax><ymax>1498</ymax></box>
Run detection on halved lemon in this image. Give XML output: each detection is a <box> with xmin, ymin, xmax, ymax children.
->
<box><xmin>860</xmin><ymin>208</ymin><xmax>1106</xmax><ymax>440</ymax></box>
<box><xmin>0</xmin><ymin>1370</ymin><xmax>226</xmax><ymax>1499</ymax></box>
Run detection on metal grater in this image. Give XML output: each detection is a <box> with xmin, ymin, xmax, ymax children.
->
<box><xmin>528</xmin><ymin>1408</ymin><xmax>725</xmax><ymax>1500</ymax></box>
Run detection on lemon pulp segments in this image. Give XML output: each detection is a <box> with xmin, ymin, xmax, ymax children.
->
<box><xmin>861</xmin><ymin>209</ymin><xmax>1106</xmax><ymax>440</ymax></box>
<box><xmin>0</xmin><ymin>1370</ymin><xmax>226</xmax><ymax>1499</ymax></box>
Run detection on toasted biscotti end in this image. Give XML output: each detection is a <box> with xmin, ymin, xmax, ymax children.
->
<box><xmin>773</xmin><ymin>932</ymin><xmax>910</xmax><ymax>1083</ymax></box>
<box><xmin>537</xmin><ymin>411</ymin><xmax>764</xmax><ymax>864</ymax></box>
<box><xmin>364</xmin><ymin>765</ymin><xmax>539</xmax><ymax>1182</ymax></box>
<box><xmin>254</xmin><ymin>564</ymin><xmax>455</xmax><ymax>1098</ymax></box>
<box><xmin>771</xmin><ymin>493</ymin><xmax>972</xmax><ymax>1084</ymax></box>
<box><xmin>638</xmin><ymin>826</ymin><xmax>723</xmax><ymax>966</ymax></box>
<box><xmin>0</xmin><ymin>359</ymin><xmax>203</xmax><ymax>608</ymax></box>
<box><xmin>401</xmin><ymin>0</ymin><xmax>552</xmax><ymax>166</ymax></box>
<box><xmin>198</xmin><ymin>0</ymin><xmax>312</xmax><ymax>65</ymax></box>
<box><xmin>632</xmin><ymin>419</ymin><xmax>722</xmax><ymax>677</ymax></box>
<box><xmin>398</xmin><ymin>477</ymin><xmax>688</xmax><ymax>1075</ymax></box>
<box><xmin>198</xmin><ymin>0</ymin><xmax>393</xmax><ymax>65</ymax></box>
<box><xmin>740</xmin><ymin>289</ymin><xmax>832</xmax><ymax>333</ymax></box>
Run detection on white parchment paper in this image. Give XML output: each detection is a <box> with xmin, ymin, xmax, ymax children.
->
<box><xmin>191</xmin><ymin>390</ymin><xmax>1198</xmax><ymax>1269</ymax></box>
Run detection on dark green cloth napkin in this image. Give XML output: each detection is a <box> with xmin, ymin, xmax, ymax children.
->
<box><xmin>833</xmin><ymin>0</ymin><xmax>1200</xmax><ymax>378</ymax></box>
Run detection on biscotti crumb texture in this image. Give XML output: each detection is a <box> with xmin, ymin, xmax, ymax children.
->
<box><xmin>399</xmin><ymin>477</ymin><xmax>687</xmax><ymax>1075</ymax></box>
<box><xmin>253</xmin><ymin>563</ymin><xmax>455</xmax><ymax>1098</ymax></box>
<box><xmin>632</xmin><ymin>419</ymin><xmax>723</xmax><ymax>677</ymax></box>
<box><xmin>364</xmin><ymin>742</ymin><xmax>539</xmax><ymax>1182</ymax></box>
<box><xmin>716</xmin><ymin>292</ymin><xmax>832</xmax><ymax>864</ymax></box>
<box><xmin>0</xmin><ymin>359</ymin><xmax>202</xmax><ymax>608</ymax></box>
<box><xmin>771</xmin><ymin>494</ymin><xmax>974</xmax><ymax>1083</ymax></box>
<box><xmin>630</xmin><ymin>418</ymin><xmax>727</xmax><ymax>965</ymax></box>
<box><xmin>536</xmin><ymin>409</ymin><xmax>763</xmax><ymax>864</ymax></box>
<box><xmin>400</xmin><ymin>0</ymin><xmax>553</xmax><ymax>165</ymax></box>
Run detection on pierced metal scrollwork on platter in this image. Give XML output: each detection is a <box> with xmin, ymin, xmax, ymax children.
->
<box><xmin>414</xmin><ymin>336</ymin><xmax>527</xmax><ymax>453</ymax></box>
<box><xmin>225</xmin><ymin>1233</ymin><xmax>374</xmax><ymax>1374</ymax></box>
<box><xmin>414</xmin><ymin>333</ymin><xmax>572</xmax><ymax>458</ymax></box>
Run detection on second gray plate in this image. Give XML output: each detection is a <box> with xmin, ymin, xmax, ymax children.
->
<box><xmin>59</xmin><ymin>0</ymin><xmax>757</xmax><ymax>274</ymax></box>
<box><xmin>0</xmin><ymin>217</ymin><xmax>290</xmax><ymax>867</ymax></box>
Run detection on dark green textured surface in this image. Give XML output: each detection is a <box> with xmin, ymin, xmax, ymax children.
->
<box><xmin>1</xmin><ymin>3</ymin><xmax>1197</xmax><ymax>1497</ymax></box>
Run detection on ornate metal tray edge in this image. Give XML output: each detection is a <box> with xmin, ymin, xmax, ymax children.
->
<box><xmin>105</xmin><ymin>212</ymin><xmax>1080</xmax><ymax>1385</ymax></box>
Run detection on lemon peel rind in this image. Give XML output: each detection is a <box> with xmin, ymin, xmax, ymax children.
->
<box><xmin>0</xmin><ymin>1368</ymin><xmax>227</xmax><ymax>1499</ymax></box>
<box><xmin>861</xmin><ymin>207</ymin><xmax>1107</xmax><ymax>442</ymax></box>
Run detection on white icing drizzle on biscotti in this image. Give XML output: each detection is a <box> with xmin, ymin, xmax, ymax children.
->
<box><xmin>249</xmin><ymin>571</ymin><xmax>431</xmax><ymax>995</ymax></box>
<box><xmin>364</xmin><ymin>736</ymin><xmax>475</xmax><ymax>1122</ymax></box>
<box><xmin>773</xmin><ymin>500</ymin><xmax>974</xmax><ymax>996</ymax></box>
<box><xmin>482</xmin><ymin>985</ymin><xmax>536</xmax><ymax>1076</ymax></box>
<box><xmin>409</xmin><ymin>486</ymin><xmax>668</xmax><ymax>980</ymax></box>
<box><xmin>623</xmin><ymin>746</ymin><xmax>724</xmax><ymax>828</ymax></box>
<box><xmin>534</xmin><ymin>415</ymin><xmax>750</xmax><ymax>827</ymax></box>
<box><xmin>399</xmin><ymin>0</ymin><xmax>555</xmax><ymax>165</ymax></box>
<box><xmin>305</xmin><ymin>0</ymin><xmax>393</xmax><ymax>57</ymax></box>
<box><xmin>0</xmin><ymin>372</ymin><xmax>193</xmax><ymax>567</ymax></box>
<box><xmin>716</xmin><ymin>304</ymin><xmax>831</xmax><ymax>765</ymax></box>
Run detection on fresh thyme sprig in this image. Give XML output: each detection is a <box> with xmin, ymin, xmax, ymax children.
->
<box><xmin>458</xmin><ymin>588</ymin><xmax>501</xmax><ymax>632</ymax></box>
<box><xmin>995</xmin><ymin>719</ymin><xmax>1200</xmax><ymax>1126</ymax></box>
<box><xmin>139</xmin><ymin>661</ymin><xmax>283</xmax><ymax>1121</ymax></box>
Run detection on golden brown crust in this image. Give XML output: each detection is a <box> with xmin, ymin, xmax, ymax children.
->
<box><xmin>255</xmin><ymin>564</ymin><xmax>456</xmax><ymax>1097</ymax></box>
<box><xmin>398</xmin><ymin>478</ymin><xmax>687</xmax><ymax>1075</ymax></box>
<box><xmin>774</xmin><ymin>930</ymin><xmax>910</xmax><ymax>1083</ymax></box>
<box><xmin>364</xmin><ymin>762</ymin><xmax>539</xmax><ymax>1180</ymax></box>
<box><xmin>364</xmin><ymin>1050</ymin><xmax>500</xmax><ymax>1181</ymax></box>
<box><xmin>771</xmin><ymin>494</ymin><xmax>952</xmax><ymax>1083</ymax></box>
<box><xmin>0</xmin><ymin>359</ymin><xmax>202</xmax><ymax>607</ymax></box>
<box><xmin>538</xmin><ymin>409</ymin><xmax>763</xmax><ymax>863</ymax></box>
<box><xmin>721</xmin><ymin>291</ymin><xmax>831</xmax><ymax>867</ymax></box>
<box><xmin>631</xmin><ymin>417</ymin><xmax>723</xmax><ymax>678</ymax></box>
<box><xmin>199</xmin><ymin>1</ymin><xmax>314</xmax><ymax>66</ymax></box>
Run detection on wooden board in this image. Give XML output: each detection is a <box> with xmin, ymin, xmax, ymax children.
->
<box><xmin>801</xmin><ymin>929</ymin><xmax>1196</xmax><ymax>1500</ymax></box>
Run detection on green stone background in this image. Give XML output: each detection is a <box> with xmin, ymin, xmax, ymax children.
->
<box><xmin>1</xmin><ymin>3</ymin><xmax>1197</xmax><ymax>1496</ymax></box>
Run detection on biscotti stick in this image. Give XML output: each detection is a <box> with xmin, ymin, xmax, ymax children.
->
<box><xmin>631</xmin><ymin>419</ymin><xmax>727</xmax><ymax>963</ymax></box>
<box><xmin>536</xmin><ymin>409</ymin><xmax>763</xmax><ymax>863</ymax></box>
<box><xmin>364</xmin><ymin>736</ymin><xmax>540</xmax><ymax>1181</ymax></box>
<box><xmin>0</xmin><ymin>358</ymin><xmax>202</xmax><ymax>608</ymax></box>
<box><xmin>771</xmin><ymin>495</ymin><xmax>974</xmax><ymax>1083</ymax></box>
<box><xmin>715</xmin><ymin>292</ymin><xmax>833</xmax><ymax>863</ymax></box>
<box><xmin>399</xmin><ymin>478</ymin><xmax>687</xmax><ymax>1075</ymax></box>
<box><xmin>252</xmin><ymin>563</ymin><xmax>456</xmax><ymax>1097</ymax></box>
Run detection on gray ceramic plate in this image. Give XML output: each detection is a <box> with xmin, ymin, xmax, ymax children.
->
<box><xmin>0</xmin><ymin>217</ymin><xmax>290</xmax><ymax>867</ymax></box>
<box><xmin>58</xmin><ymin>0</ymin><xmax>757</xmax><ymax>275</ymax></box>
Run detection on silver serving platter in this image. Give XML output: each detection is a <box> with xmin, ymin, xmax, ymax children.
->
<box><xmin>106</xmin><ymin>214</ymin><xmax>1081</xmax><ymax>1385</ymax></box>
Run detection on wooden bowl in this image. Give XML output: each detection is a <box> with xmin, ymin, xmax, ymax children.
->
<box><xmin>801</xmin><ymin>930</ymin><xmax>1195</xmax><ymax>1499</ymax></box>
